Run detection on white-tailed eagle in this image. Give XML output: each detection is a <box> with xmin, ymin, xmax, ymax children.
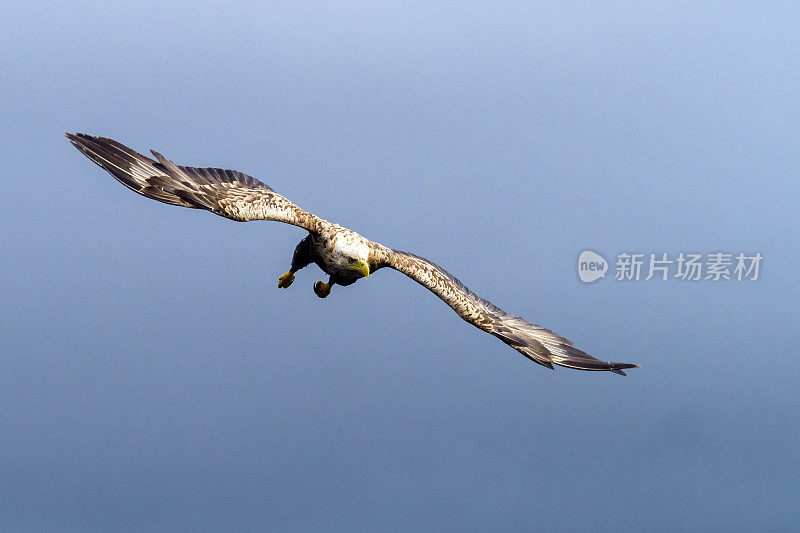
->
<box><xmin>67</xmin><ymin>133</ymin><xmax>638</xmax><ymax>375</ymax></box>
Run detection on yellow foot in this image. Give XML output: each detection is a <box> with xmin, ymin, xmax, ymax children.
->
<box><xmin>278</xmin><ymin>271</ymin><xmax>295</xmax><ymax>288</ymax></box>
<box><xmin>314</xmin><ymin>280</ymin><xmax>332</xmax><ymax>298</ymax></box>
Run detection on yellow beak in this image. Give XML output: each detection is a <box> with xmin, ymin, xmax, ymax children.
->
<box><xmin>351</xmin><ymin>259</ymin><xmax>370</xmax><ymax>278</ymax></box>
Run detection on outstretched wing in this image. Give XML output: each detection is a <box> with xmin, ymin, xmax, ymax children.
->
<box><xmin>383</xmin><ymin>250</ymin><xmax>638</xmax><ymax>374</ymax></box>
<box><xmin>66</xmin><ymin>133</ymin><xmax>321</xmax><ymax>232</ymax></box>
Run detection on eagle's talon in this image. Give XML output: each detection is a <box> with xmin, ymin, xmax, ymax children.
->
<box><xmin>278</xmin><ymin>271</ymin><xmax>295</xmax><ymax>288</ymax></box>
<box><xmin>314</xmin><ymin>280</ymin><xmax>332</xmax><ymax>298</ymax></box>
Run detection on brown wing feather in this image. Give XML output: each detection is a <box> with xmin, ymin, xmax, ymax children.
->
<box><xmin>66</xmin><ymin>133</ymin><xmax>321</xmax><ymax>232</ymax></box>
<box><xmin>383</xmin><ymin>250</ymin><xmax>638</xmax><ymax>374</ymax></box>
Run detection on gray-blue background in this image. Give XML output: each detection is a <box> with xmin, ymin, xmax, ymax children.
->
<box><xmin>2</xmin><ymin>2</ymin><xmax>798</xmax><ymax>530</ymax></box>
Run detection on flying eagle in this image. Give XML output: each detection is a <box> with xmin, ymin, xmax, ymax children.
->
<box><xmin>67</xmin><ymin>133</ymin><xmax>638</xmax><ymax>375</ymax></box>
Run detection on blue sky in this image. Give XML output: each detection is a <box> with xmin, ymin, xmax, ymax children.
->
<box><xmin>2</xmin><ymin>2</ymin><xmax>799</xmax><ymax>530</ymax></box>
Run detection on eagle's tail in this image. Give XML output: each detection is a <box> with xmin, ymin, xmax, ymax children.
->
<box><xmin>66</xmin><ymin>133</ymin><xmax>197</xmax><ymax>208</ymax></box>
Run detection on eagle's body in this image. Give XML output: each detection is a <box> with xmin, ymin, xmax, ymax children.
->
<box><xmin>309</xmin><ymin>223</ymin><xmax>380</xmax><ymax>286</ymax></box>
<box><xmin>67</xmin><ymin>133</ymin><xmax>638</xmax><ymax>375</ymax></box>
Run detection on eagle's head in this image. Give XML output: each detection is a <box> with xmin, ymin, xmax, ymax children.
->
<box><xmin>334</xmin><ymin>239</ymin><xmax>371</xmax><ymax>279</ymax></box>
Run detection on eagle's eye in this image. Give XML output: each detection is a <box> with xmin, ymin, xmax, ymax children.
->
<box><xmin>348</xmin><ymin>258</ymin><xmax>356</xmax><ymax>264</ymax></box>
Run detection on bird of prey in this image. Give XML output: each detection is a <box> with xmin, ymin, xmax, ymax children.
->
<box><xmin>67</xmin><ymin>133</ymin><xmax>638</xmax><ymax>375</ymax></box>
